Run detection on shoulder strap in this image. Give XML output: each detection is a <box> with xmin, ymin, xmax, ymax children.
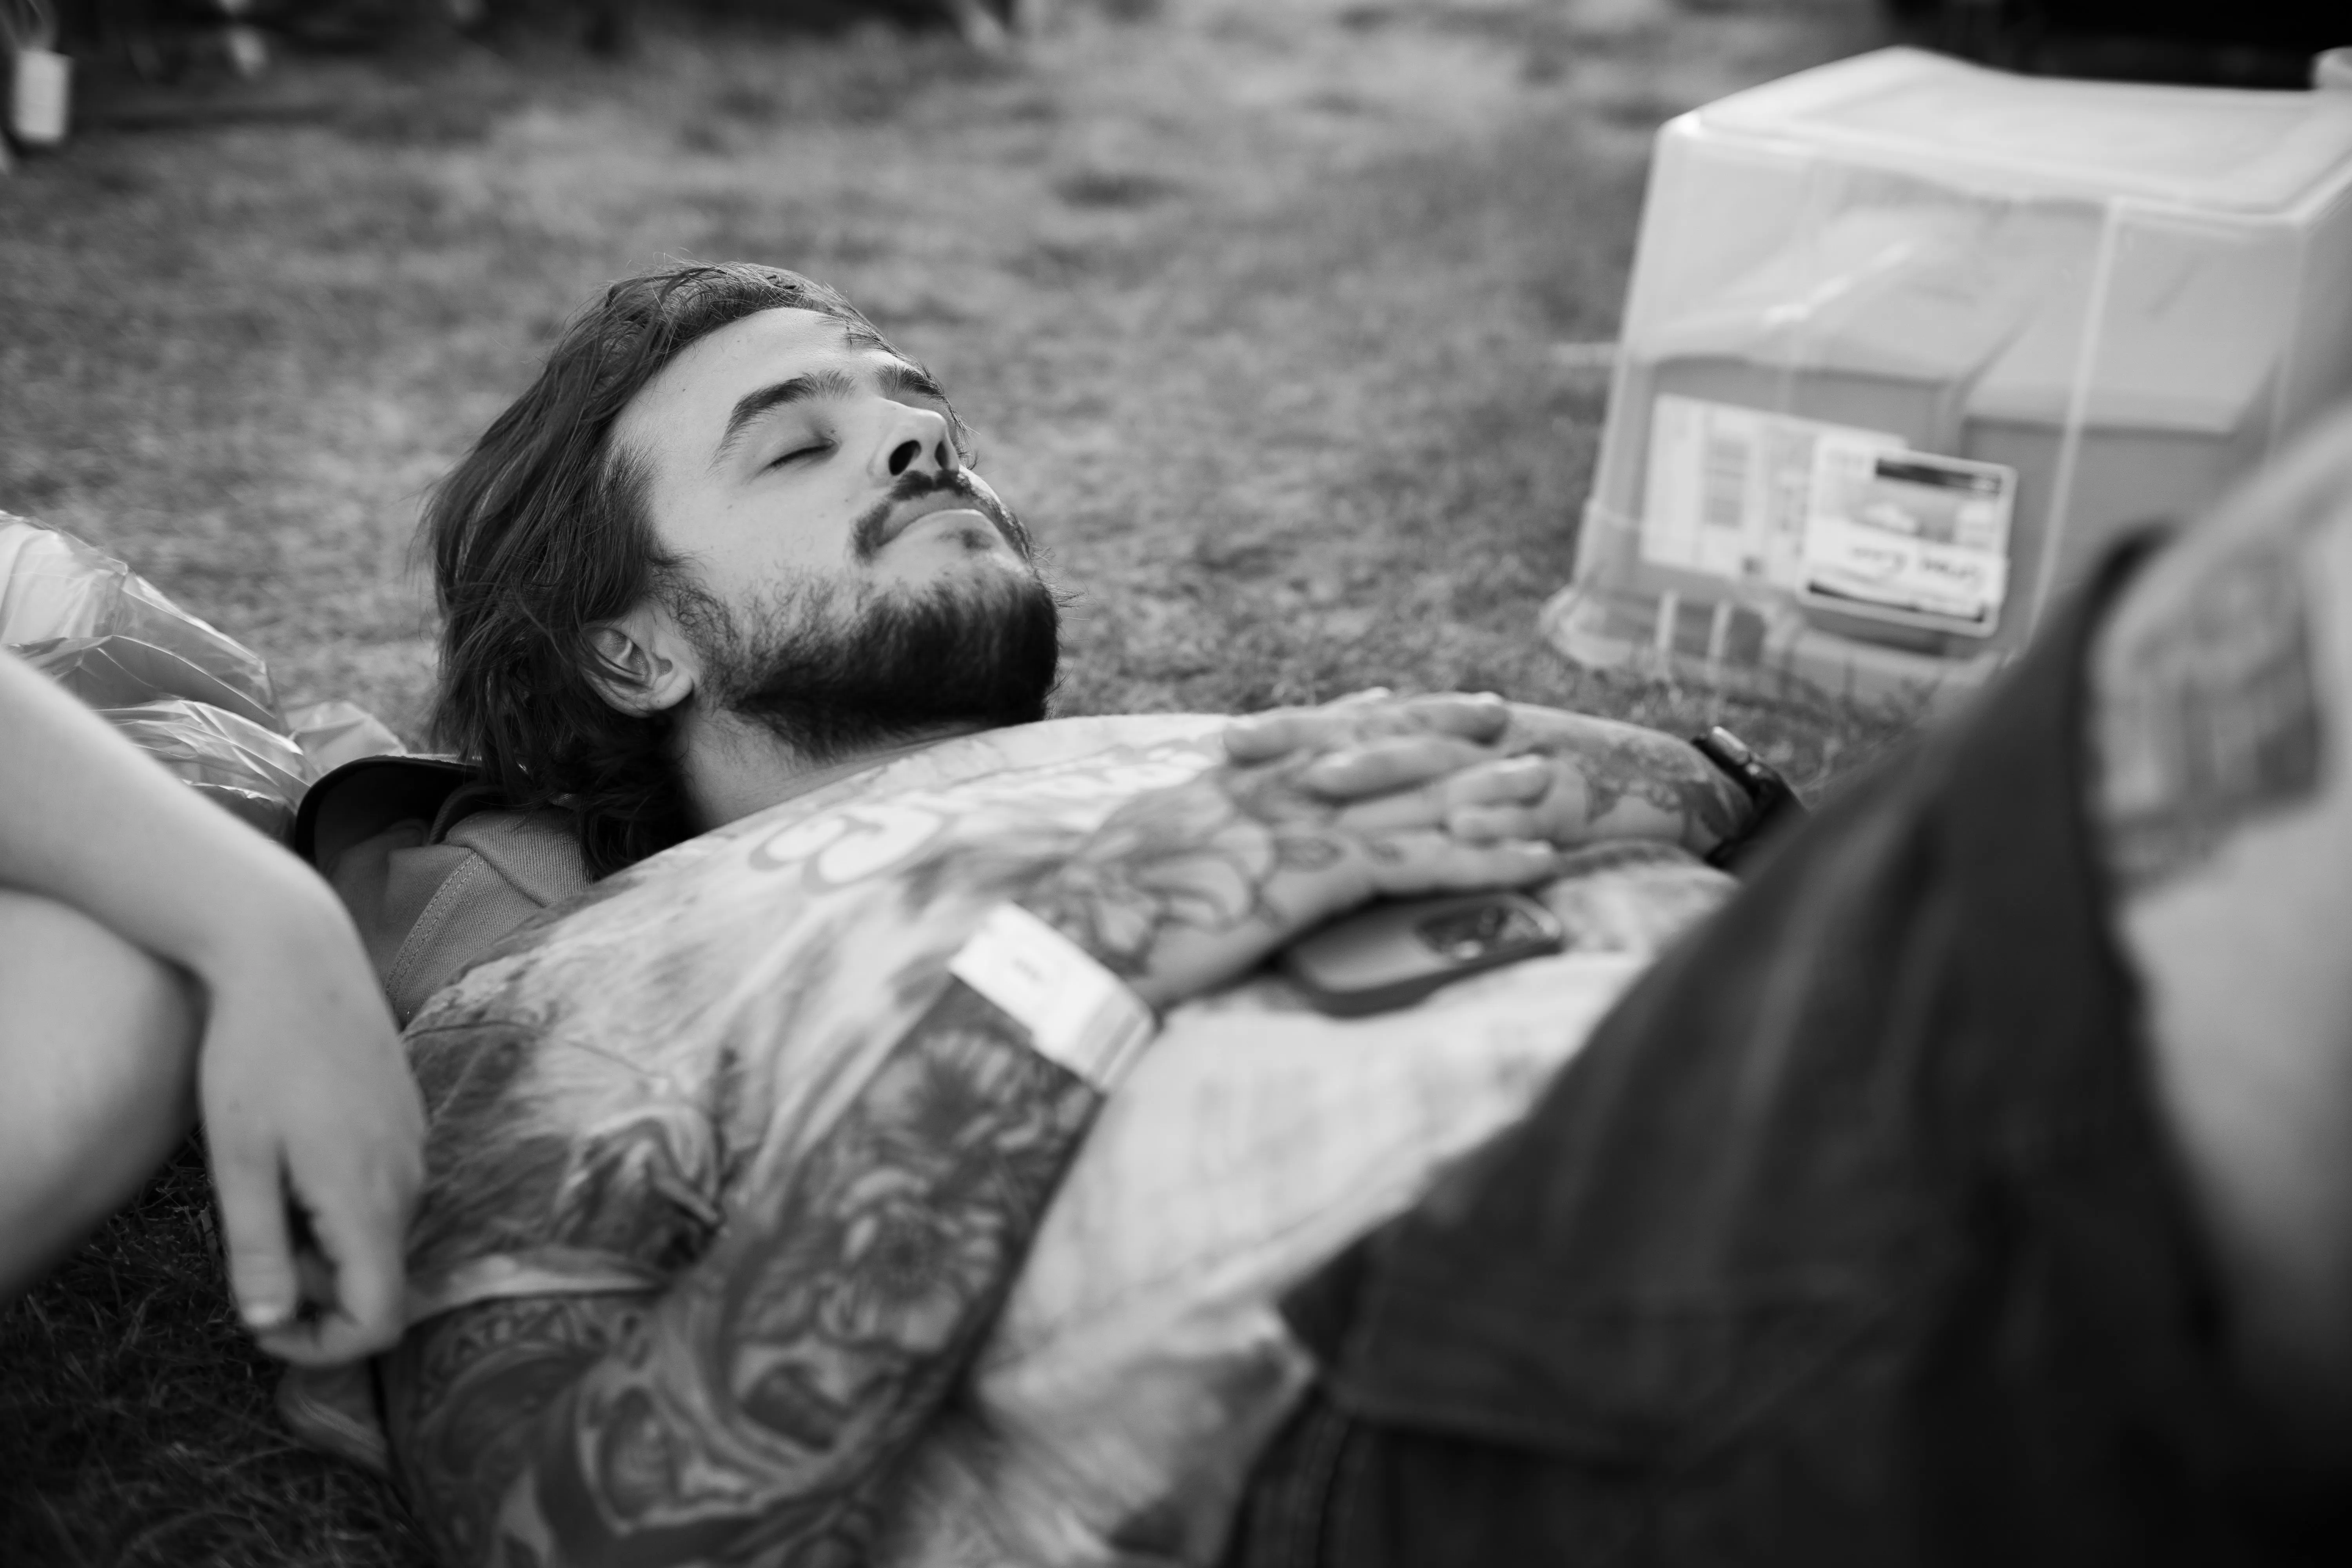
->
<box><xmin>294</xmin><ymin>754</ymin><xmax>476</xmax><ymax>870</ymax></box>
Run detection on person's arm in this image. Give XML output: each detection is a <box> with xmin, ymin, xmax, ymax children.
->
<box><xmin>383</xmin><ymin>732</ymin><xmax>1562</xmax><ymax>1568</ymax></box>
<box><xmin>1225</xmin><ymin>692</ymin><xmax>1753</xmax><ymax>859</ymax></box>
<box><xmin>2083</xmin><ymin>406</ymin><xmax>2352</xmax><ymax>1454</ymax></box>
<box><xmin>0</xmin><ymin>651</ymin><xmax>423</xmax><ymax>1361</ymax></box>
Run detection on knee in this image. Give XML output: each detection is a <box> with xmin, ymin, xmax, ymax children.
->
<box><xmin>0</xmin><ymin>890</ymin><xmax>199</xmax><ymax>1293</ymax></box>
<box><xmin>0</xmin><ymin>888</ymin><xmax>198</xmax><ymax>1103</ymax></box>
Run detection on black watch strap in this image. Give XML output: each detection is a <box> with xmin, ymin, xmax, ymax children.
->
<box><xmin>1691</xmin><ymin>724</ymin><xmax>1806</xmax><ymax>871</ymax></box>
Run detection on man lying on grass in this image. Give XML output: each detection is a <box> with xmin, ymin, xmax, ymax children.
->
<box><xmin>309</xmin><ymin>263</ymin><xmax>1760</xmax><ymax>1026</ymax></box>
<box><xmin>286</xmin><ymin>260</ymin><xmax>1777</xmax><ymax>1564</ymax></box>
<box><xmin>310</xmin><ymin>261</ymin><xmax>2352</xmax><ymax>1564</ymax></box>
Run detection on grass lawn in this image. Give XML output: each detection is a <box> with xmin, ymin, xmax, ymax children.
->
<box><xmin>2</xmin><ymin>1</ymin><xmax>1902</xmax><ymax>1561</ymax></box>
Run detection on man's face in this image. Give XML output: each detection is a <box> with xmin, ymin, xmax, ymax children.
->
<box><xmin>611</xmin><ymin>305</ymin><xmax>1058</xmax><ymax>755</ymax></box>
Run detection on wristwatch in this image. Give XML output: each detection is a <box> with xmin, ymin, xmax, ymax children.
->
<box><xmin>1690</xmin><ymin>724</ymin><xmax>1806</xmax><ymax>871</ymax></box>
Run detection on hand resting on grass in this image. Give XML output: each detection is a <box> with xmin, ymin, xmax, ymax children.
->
<box><xmin>0</xmin><ymin>650</ymin><xmax>424</xmax><ymax>1365</ymax></box>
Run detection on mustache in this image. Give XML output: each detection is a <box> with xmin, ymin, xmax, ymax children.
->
<box><xmin>850</xmin><ymin>469</ymin><xmax>1031</xmax><ymax>563</ymax></box>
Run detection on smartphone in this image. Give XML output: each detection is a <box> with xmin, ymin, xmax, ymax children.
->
<box><xmin>1281</xmin><ymin>890</ymin><xmax>1565</xmax><ymax>1017</ymax></box>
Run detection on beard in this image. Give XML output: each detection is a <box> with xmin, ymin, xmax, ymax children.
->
<box><xmin>670</xmin><ymin>538</ymin><xmax>1062</xmax><ymax>765</ymax></box>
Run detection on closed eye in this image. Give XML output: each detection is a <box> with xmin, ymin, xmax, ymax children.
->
<box><xmin>767</xmin><ymin>439</ymin><xmax>833</xmax><ymax>469</ymax></box>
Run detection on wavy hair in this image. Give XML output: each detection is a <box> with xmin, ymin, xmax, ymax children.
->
<box><xmin>424</xmin><ymin>262</ymin><xmax>896</xmax><ymax>878</ymax></box>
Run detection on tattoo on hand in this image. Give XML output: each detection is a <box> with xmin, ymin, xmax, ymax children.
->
<box><xmin>1513</xmin><ymin>726</ymin><xmax>1745</xmax><ymax>851</ymax></box>
<box><xmin>2095</xmin><ymin>541</ymin><xmax>2325</xmax><ymax>891</ymax></box>
<box><xmin>1023</xmin><ymin>760</ymin><xmax>1352</xmax><ymax>981</ymax></box>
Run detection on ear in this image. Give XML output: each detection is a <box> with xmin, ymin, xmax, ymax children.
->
<box><xmin>587</xmin><ymin>601</ymin><xmax>697</xmax><ymax>718</ymax></box>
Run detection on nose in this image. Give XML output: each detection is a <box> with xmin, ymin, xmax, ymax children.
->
<box><xmin>875</xmin><ymin>402</ymin><xmax>960</xmax><ymax>481</ymax></box>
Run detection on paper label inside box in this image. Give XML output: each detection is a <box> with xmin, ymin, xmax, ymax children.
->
<box><xmin>1798</xmin><ymin>448</ymin><xmax>2016</xmax><ymax>637</ymax></box>
<box><xmin>1641</xmin><ymin>394</ymin><xmax>1905</xmax><ymax>589</ymax></box>
<box><xmin>1640</xmin><ymin>394</ymin><xmax>2015</xmax><ymax>637</ymax></box>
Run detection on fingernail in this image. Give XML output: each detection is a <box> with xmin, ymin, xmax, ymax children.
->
<box><xmin>242</xmin><ymin>1299</ymin><xmax>293</xmax><ymax>1332</ymax></box>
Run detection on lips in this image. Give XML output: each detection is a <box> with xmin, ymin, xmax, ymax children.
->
<box><xmin>875</xmin><ymin>494</ymin><xmax>993</xmax><ymax>550</ymax></box>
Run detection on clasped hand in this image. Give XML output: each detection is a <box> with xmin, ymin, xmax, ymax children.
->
<box><xmin>1035</xmin><ymin>693</ymin><xmax>1596</xmax><ymax>1012</ymax></box>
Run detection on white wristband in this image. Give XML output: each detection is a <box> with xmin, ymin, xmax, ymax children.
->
<box><xmin>947</xmin><ymin>903</ymin><xmax>1156</xmax><ymax>1092</ymax></box>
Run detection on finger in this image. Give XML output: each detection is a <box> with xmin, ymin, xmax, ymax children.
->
<box><xmin>1306</xmin><ymin>736</ymin><xmax>1548</xmax><ymax>803</ymax></box>
<box><xmin>320</xmin><ymin>1201</ymin><xmax>410</xmax><ymax>1359</ymax></box>
<box><xmin>1223</xmin><ymin>709</ymin><xmax>1325</xmax><ymax>765</ymax></box>
<box><xmin>262</xmin><ymin>1172</ymin><xmax>410</xmax><ymax>1365</ymax></box>
<box><xmin>1319</xmin><ymin>693</ymin><xmax>1509</xmax><ymax>746</ymax></box>
<box><xmin>252</xmin><ymin>1247</ymin><xmax>340</xmax><ymax>1364</ymax></box>
<box><xmin>1383</xmin><ymin>691</ymin><xmax>1510</xmax><ymax>742</ymax></box>
<box><xmin>1365</xmin><ymin>835</ymin><xmax>1562</xmax><ymax>896</ymax></box>
<box><xmin>1444</xmin><ymin>755</ymin><xmax>1555</xmax><ymax>807</ymax></box>
<box><xmin>1444</xmin><ymin>803</ymin><xmax>1544</xmax><ymax>843</ymax></box>
<box><xmin>1330</xmin><ymin>755</ymin><xmax>1552</xmax><ymax>835</ymax></box>
<box><xmin>209</xmin><ymin>1131</ymin><xmax>299</xmax><ymax>1336</ymax></box>
<box><xmin>1299</xmin><ymin>735</ymin><xmax>1501</xmax><ymax>799</ymax></box>
<box><xmin>302</xmin><ymin>1132</ymin><xmax>413</xmax><ymax>1344</ymax></box>
<box><xmin>1332</xmin><ymin>686</ymin><xmax>1393</xmax><ymax>706</ymax></box>
<box><xmin>1225</xmin><ymin>693</ymin><xmax>1511</xmax><ymax>765</ymax></box>
<box><xmin>1225</xmin><ymin>703</ymin><xmax>1404</xmax><ymax>760</ymax></box>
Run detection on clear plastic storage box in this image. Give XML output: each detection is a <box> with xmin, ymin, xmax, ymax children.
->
<box><xmin>1544</xmin><ymin>48</ymin><xmax>2352</xmax><ymax>710</ymax></box>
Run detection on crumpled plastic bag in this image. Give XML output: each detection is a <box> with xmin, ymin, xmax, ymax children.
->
<box><xmin>12</xmin><ymin>632</ymin><xmax>283</xmax><ymax>731</ymax></box>
<box><xmin>0</xmin><ymin>513</ymin><xmax>278</xmax><ymax>719</ymax></box>
<box><xmin>100</xmin><ymin>699</ymin><xmax>314</xmax><ymax>840</ymax></box>
<box><xmin>284</xmin><ymin>698</ymin><xmax>409</xmax><ymax>777</ymax></box>
<box><xmin>1</xmin><ymin>512</ymin><xmax>407</xmax><ymax>840</ymax></box>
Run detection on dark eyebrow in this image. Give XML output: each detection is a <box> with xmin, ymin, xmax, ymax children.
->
<box><xmin>879</xmin><ymin>361</ymin><xmax>949</xmax><ymax>403</ymax></box>
<box><xmin>711</xmin><ymin>368</ymin><xmax>859</xmax><ymax>466</ymax></box>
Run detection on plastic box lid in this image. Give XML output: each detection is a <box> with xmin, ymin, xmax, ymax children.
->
<box><xmin>1693</xmin><ymin>47</ymin><xmax>2352</xmax><ymax>216</ymax></box>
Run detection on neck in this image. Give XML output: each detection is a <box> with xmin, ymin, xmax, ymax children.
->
<box><xmin>675</xmin><ymin>706</ymin><xmax>987</xmax><ymax>830</ymax></box>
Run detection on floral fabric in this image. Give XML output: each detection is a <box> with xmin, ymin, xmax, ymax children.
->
<box><xmin>378</xmin><ymin>714</ymin><xmax>1733</xmax><ymax>1566</ymax></box>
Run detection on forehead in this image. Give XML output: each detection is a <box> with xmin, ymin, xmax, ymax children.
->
<box><xmin>614</xmin><ymin>305</ymin><xmax>890</xmax><ymax>454</ymax></box>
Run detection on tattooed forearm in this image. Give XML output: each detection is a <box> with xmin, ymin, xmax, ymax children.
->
<box><xmin>2092</xmin><ymin>539</ymin><xmax>2326</xmax><ymax>892</ymax></box>
<box><xmin>387</xmin><ymin>983</ymin><xmax>1096</xmax><ymax>1568</ymax></box>
<box><xmin>387</xmin><ymin>1293</ymin><xmax>648</xmax><ymax>1565</ymax></box>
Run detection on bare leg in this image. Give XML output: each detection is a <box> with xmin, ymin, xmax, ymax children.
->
<box><xmin>2088</xmin><ymin>406</ymin><xmax>2352</xmax><ymax>1455</ymax></box>
<box><xmin>0</xmin><ymin>889</ymin><xmax>200</xmax><ymax>1302</ymax></box>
